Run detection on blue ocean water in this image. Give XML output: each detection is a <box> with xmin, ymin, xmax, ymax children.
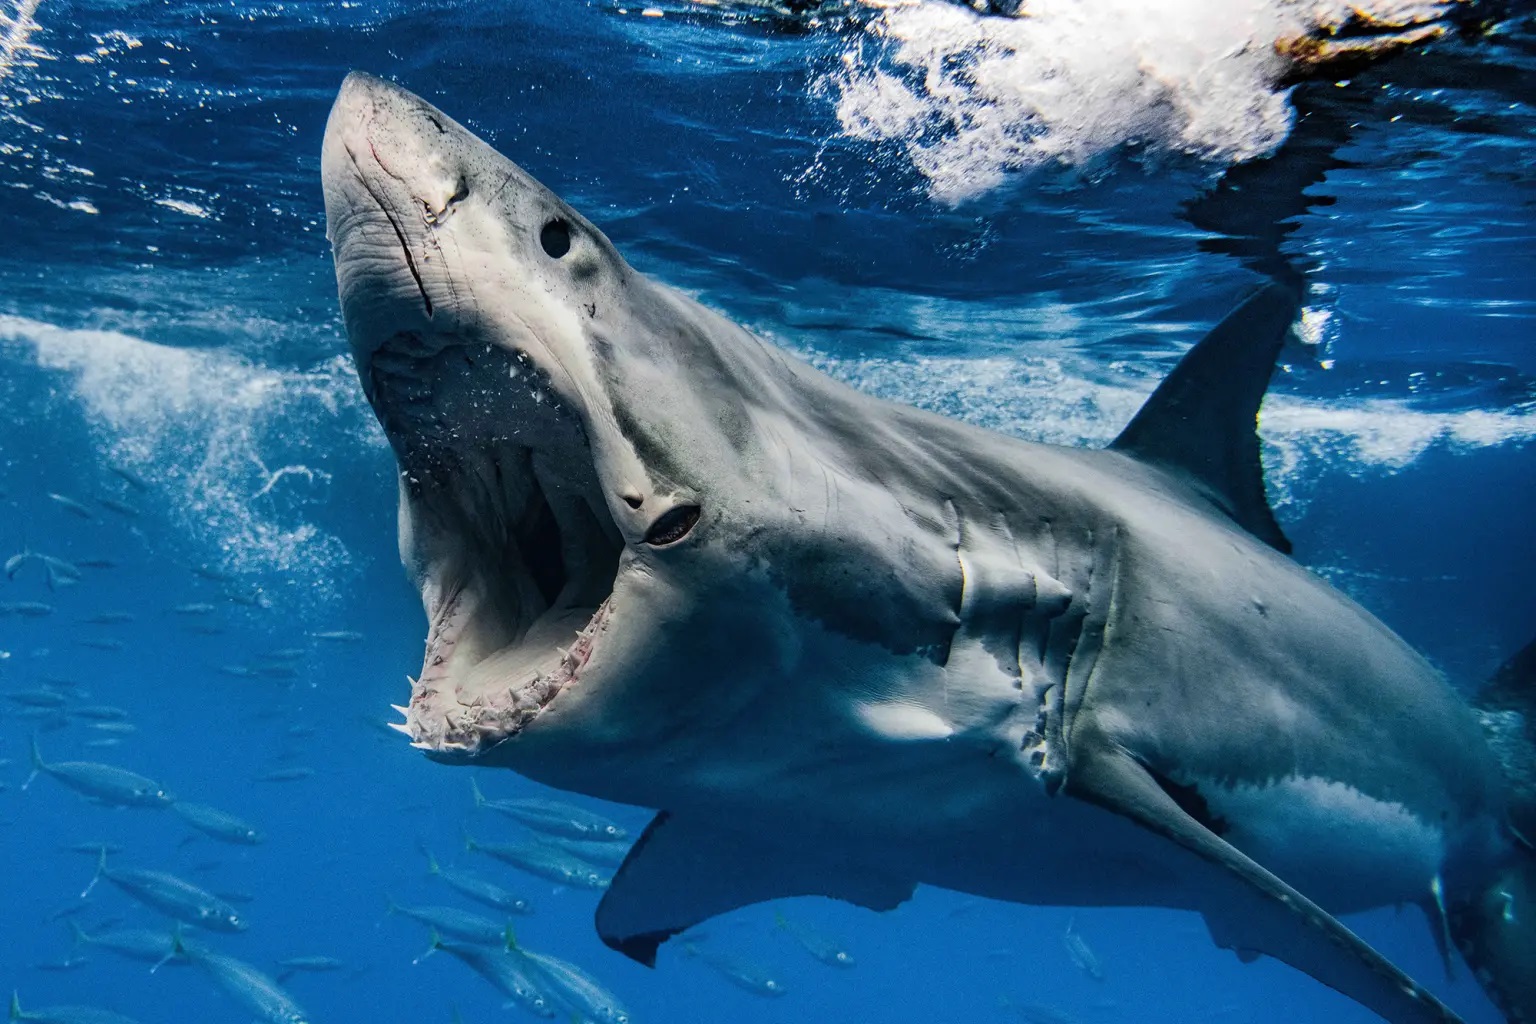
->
<box><xmin>1</xmin><ymin>1</ymin><xmax>1533</xmax><ymax>1022</ymax></box>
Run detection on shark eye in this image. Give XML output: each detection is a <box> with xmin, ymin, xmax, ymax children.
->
<box><xmin>540</xmin><ymin>218</ymin><xmax>571</xmax><ymax>259</ymax></box>
<box><xmin>643</xmin><ymin>504</ymin><xmax>699</xmax><ymax>547</ymax></box>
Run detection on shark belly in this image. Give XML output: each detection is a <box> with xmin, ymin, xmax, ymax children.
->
<box><xmin>1195</xmin><ymin>773</ymin><xmax>1448</xmax><ymax>913</ymax></box>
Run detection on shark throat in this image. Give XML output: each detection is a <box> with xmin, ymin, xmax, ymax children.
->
<box><xmin>367</xmin><ymin>328</ymin><xmax>622</xmax><ymax>756</ymax></box>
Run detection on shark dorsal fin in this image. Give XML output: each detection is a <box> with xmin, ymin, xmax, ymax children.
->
<box><xmin>1110</xmin><ymin>284</ymin><xmax>1297</xmax><ymax>555</ymax></box>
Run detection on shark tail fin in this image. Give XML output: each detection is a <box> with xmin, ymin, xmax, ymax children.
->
<box><xmin>469</xmin><ymin>776</ymin><xmax>487</xmax><ymax>809</ymax></box>
<box><xmin>419</xmin><ymin>842</ymin><xmax>440</xmax><ymax>875</ymax></box>
<box><xmin>462</xmin><ymin>828</ymin><xmax>478</xmax><ymax>853</ymax></box>
<box><xmin>9</xmin><ymin>992</ymin><xmax>21</xmax><ymax>1023</ymax></box>
<box><xmin>1474</xmin><ymin>635</ymin><xmax>1536</xmax><ymax>849</ymax></box>
<box><xmin>1450</xmin><ymin>855</ymin><xmax>1535</xmax><ymax>1024</ymax></box>
<box><xmin>1453</xmin><ymin>633</ymin><xmax>1536</xmax><ymax>1022</ymax></box>
<box><xmin>1109</xmin><ymin>283</ymin><xmax>1297</xmax><ymax>554</ymax></box>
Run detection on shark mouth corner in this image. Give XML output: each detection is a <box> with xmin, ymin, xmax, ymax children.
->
<box><xmin>365</xmin><ymin>329</ymin><xmax>625</xmax><ymax>759</ymax></box>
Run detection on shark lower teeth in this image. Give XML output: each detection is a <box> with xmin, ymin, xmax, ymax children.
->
<box><xmin>399</xmin><ymin>598</ymin><xmax>612</xmax><ymax>755</ymax></box>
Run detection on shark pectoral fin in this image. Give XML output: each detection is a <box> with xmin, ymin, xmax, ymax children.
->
<box><xmin>1065</xmin><ymin>738</ymin><xmax>1464</xmax><ymax>1024</ymax></box>
<box><xmin>595</xmin><ymin>811</ymin><xmax>915</xmax><ymax>967</ymax></box>
<box><xmin>1109</xmin><ymin>283</ymin><xmax>1296</xmax><ymax>554</ymax></box>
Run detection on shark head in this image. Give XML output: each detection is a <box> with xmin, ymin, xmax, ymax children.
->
<box><xmin>322</xmin><ymin>73</ymin><xmax>931</xmax><ymax>790</ymax></box>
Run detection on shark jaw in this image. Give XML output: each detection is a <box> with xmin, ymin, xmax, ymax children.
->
<box><xmin>320</xmin><ymin>70</ymin><xmax>647</xmax><ymax>761</ymax></box>
<box><xmin>370</xmin><ymin>328</ymin><xmax>624</xmax><ymax>759</ymax></box>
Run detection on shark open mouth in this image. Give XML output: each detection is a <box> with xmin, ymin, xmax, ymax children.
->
<box><xmin>364</xmin><ymin>329</ymin><xmax>623</xmax><ymax>757</ymax></box>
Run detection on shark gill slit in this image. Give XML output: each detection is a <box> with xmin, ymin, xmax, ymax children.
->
<box><xmin>942</xmin><ymin>497</ymin><xmax>965</xmax><ymax>669</ymax></box>
<box><xmin>1000</xmin><ymin>512</ymin><xmax>1028</xmax><ymax>692</ymax></box>
<box><xmin>1061</xmin><ymin>529</ymin><xmax>1122</xmax><ymax>751</ymax></box>
<box><xmin>1040</xmin><ymin>528</ymin><xmax>1095</xmax><ymax>790</ymax></box>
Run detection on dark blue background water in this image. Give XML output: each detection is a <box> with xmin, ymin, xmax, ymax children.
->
<box><xmin>1</xmin><ymin>2</ymin><xmax>1533</xmax><ymax>1022</ymax></box>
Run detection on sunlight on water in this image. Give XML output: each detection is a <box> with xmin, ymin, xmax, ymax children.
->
<box><xmin>0</xmin><ymin>0</ymin><xmax>43</xmax><ymax>83</ymax></box>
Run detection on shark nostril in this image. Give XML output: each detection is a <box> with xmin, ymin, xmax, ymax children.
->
<box><xmin>428</xmin><ymin>115</ymin><xmax>445</xmax><ymax>134</ymax></box>
<box><xmin>449</xmin><ymin>177</ymin><xmax>468</xmax><ymax>206</ymax></box>
<box><xmin>540</xmin><ymin>218</ymin><xmax>571</xmax><ymax>259</ymax></box>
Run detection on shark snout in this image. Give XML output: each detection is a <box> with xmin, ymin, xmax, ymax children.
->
<box><xmin>322</xmin><ymin>71</ymin><xmax>483</xmax><ymax>368</ymax></box>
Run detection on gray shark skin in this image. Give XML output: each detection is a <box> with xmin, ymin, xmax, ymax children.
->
<box><xmin>321</xmin><ymin>73</ymin><xmax>1533</xmax><ymax>1024</ymax></box>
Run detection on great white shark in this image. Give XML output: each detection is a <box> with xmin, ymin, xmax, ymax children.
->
<box><xmin>320</xmin><ymin>73</ymin><xmax>1535</xmax><ymax>1024</ymax></box>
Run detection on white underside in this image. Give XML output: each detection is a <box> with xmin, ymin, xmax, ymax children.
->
<box><xmin>1199</xmin><ymin>774</ymin><xmax>1446</xmax><ymax>912</ymax></box>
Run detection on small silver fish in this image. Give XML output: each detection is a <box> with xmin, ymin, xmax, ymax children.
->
<box><xmin>68</xmin><ymin>921</ymin><xmax>181</xmax><ymax>967</ymax></box>
<box><xmin>83</xmin><ymin>850</ymin><xmax>247</xmax><ymax>933</ymax></box>
<box><xmin>108</xmin><ymin>465</ymin><xmax>150</xmax><ymax>492</ymax></box>
<box><xmin>75</xmin><ymin>638</ymin><xmax>126</xmax><ymax>652</ymax></box>
<box><xmin>174</xmin><ymin>936</ymin><xmax>310</xmax><ymax>1024</ymax></box>
<box><xmin>469</xmin><ymin>779</ymin><xmax>628</xmax><ymax>841</ymax></box>
<box><xmin>224</xmin><ymin>586</ymin><xmax>270</xmax><ymax>608</ymax></box>
<box><xmin>274</xmin><ymin>955</ymin><xmax>344</xmax><ymax>983</ymax></box>
<box><xmin>386</xmin><ymin>899</ymin><xmax>514</xmax><ymax>946</ymax></box>
<box><xmin>95</xmin><ymin>496</ymin><xmax>140</xmax><ymax>519</ymax></box>
<box><xmin>516</xmin><ymin>938</ymin><xmax>633</xmax><ymax>1021</ymax></box>
<box><xmin>463</xmin><ymin>832</ymin><xmax>610</xmax><ymax>890</ymax></box>
<box><xmin>42</xmin><ymin>557</ymin><xmax>82</xmax><ymax>592</ymax></box>
<box><xmin>774</xmin><ymin>912</ymin><xmax>855</xmax><ymax>968</ymax></box>
<box><xmin>1062</xmin><ymin>917</ymin><xmax>1104</xmax><ymax>982</ymax></box>
<box><xmin>80</xmin><ymin>612</ymin><xmax>135</xmax><ymax>625</ymax></box>
<box><xmin>5</xmin><ymin>549</ymin><xmax>36</xmax><ymax>578</ymax></box>
<box><xmin>255</xmin><ymin>767</ymin><xmax>314</xmax><ymax>782</ymax></box>
<box><xmin>47</xmin><ymin>492</ymin><xmax>97</xmax><ymax>520</ymax></box>
<box><xmin>998</xmin><ymin>997</ymin><xmax>1083</xmax><ymax>1024</ymax></box>
<box><xmin>173</xmin><ymin>802</ymin><xmax>264</xmax><ymax>845</ymax></box>
<box><xmin>33</xmin><ymin>954</ymin><xmax>90</xmax><ymax>972</ymax></box>
<box><xmin>25</xmin><ymin>739</ymin><xmax>171</xmax><ymax>808</ymax></box>
<box><xmin>7</xmin><ymin>689</ymin><xmax>68</xmax><ymax>709</ymax></box>
<box><xmin>70</xmin><ymin>705</ymin><xmax>129</xmax><ymax>721</ymax></box>
<box><xmin>424</xmin><ymin>933</ymin><xmax>557</xmax><ymax>1019</ymax></box>
<box><xmin>262</xmin><ymin>648</ymin><xmax>307</xmax><ymax>661</ymax></box>
<box><xmin>2</xmin><ymin>601</ymin><xmax>54</xmax><ymax>618</ymax></box>
<box><xmin>682</xmin><ymin>941</ymin><xmax>787</xmax><ymax>998</ymax></box>
<box><xmin>423</xmin><ymin>846</ymin><xmax>534</xmax><ymax>915</ymax></box>
<box><xmin>9</xmin><ymin>992</ymin><xmax>139</xmax><ymax>1024</ymax></box>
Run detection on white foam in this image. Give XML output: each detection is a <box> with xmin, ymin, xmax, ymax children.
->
<box><xmin>827</xmin><ymin>0</ymin><xmax>1458</xmax><ymax>202</ymax></box>
<box><xmin>0</xmin><ymin>0</ymin><xmax>44</xmax><ymax>84</ymax></box>
<box><xmin>154</xmin><ymin>196</ymin><xmax>212</xmax><ymax>219</ymax></box>
<box><xmin>0</xmin><ymin>315</ymin><xmax>379</xmax><ymax>599</ymax></box>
